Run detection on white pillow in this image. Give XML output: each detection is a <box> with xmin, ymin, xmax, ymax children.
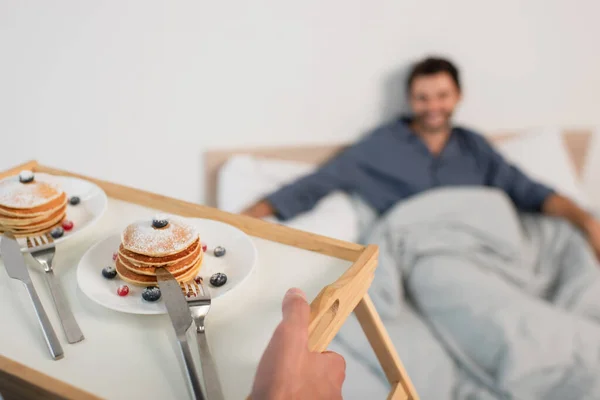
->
<box><xmin>494</xmin><ymin>128</ymin><xmax>590</xmax><ymax>208</ymax></box>
<box><xmin>217</xmin><ymin>155</ymin><xmax>359</xmax><ymax>242</ymax></box>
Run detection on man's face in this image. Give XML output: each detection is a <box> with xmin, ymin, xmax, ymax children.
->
<box><xmin>409</xmin><ymin>72</ymin><xmax>461</xmax><ymax>133</ymax></box>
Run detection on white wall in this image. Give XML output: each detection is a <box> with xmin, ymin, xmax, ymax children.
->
<box><xmin>2</xmin><ymin>0</ymin><xmax>600</xmax><ymax>203</ymax></box>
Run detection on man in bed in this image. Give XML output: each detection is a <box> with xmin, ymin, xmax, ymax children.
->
<box><xmin>242</xmin><ymin>57</ymin><xmax>600</xmax><ymax>260</ymax></box>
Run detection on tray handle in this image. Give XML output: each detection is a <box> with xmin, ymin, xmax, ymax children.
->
<box><xmin>308</xmin><ymin>244</ymin><xmax>378</xmax><ymax>352</ymax></box>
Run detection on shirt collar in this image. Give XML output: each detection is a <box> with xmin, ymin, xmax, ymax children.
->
<box><xmin>397</xmin><ymin>115</ymin><xmax>462</xmax><ymax>159</ymax></box>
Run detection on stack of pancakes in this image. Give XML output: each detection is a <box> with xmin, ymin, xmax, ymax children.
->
<box><xmin>115</xmin><ymin>216</ymin><xmax>202</xmax><ymax>286</ymax></box>
<box><xmin>0</xmin><ymin>171</ymin><xmax>67</xmax><ymax>237</ymax></box>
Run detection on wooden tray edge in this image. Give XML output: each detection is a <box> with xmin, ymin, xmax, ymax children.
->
<box><xmin>0</xmin><ymin>354</ymin><xmax>101</xmax><ymax>400</ymax></box>
<box><xmin>30</xmin><ymin>163</ymin><xmax>365</xmax><ymax>262</ymax></box>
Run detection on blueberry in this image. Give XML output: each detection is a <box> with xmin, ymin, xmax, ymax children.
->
<box><xmin>69</xmin><ymin>196</ymin><xmax>81</xmax><ymax>206</ymax></box>
<box><xmin>50</xmin><ymin>226</ymin><xmax>64</xmax><ymax>239</ymax></box>
<box><xmin>209</xmin><ymin>272</ymin><xmax>227</xmax><ymax>287</ymax></box>
<box><xmin>142</xmin><ymin>286</ymin><xmax>161</xmax><ymax>302</ymax></box>
<box><xmin>102</xmin><ymin>265</ymin><xmax>117</xmax><ymax>279</ymax></box>
<box><xmin>213</xmin><ymin>246</ymin><xmax>226</xmax><ymax>257</ymax></box>
<box><xmin>152</xmin><ymin>218</ymin><xmax>169</xmax><ymax>229</ymax></box>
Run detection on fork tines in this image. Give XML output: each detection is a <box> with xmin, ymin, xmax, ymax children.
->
<box><xmin>26</xmin><ymin>232</ymin><xmax>54</xmax><ymax>249</ymax></box>
<box><xmin>180</xmin><ymin>280</ymin><xmax>201</xmax><ymax>297</ymax></box>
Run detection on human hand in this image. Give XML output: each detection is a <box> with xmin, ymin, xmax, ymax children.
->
<box><xmin>584</xmin><ymin>217</ymin><xmax>600</xmax><ymax>261</ymax></box>
<box><xmin>242</xmin><ymin>200</ymin><xmax>275</xmax><ymax>219</ymax></box>
<box><xmin>251</xmin><ymin>288</ymin><xmax>346</xmax><ymax>400</ymax></box>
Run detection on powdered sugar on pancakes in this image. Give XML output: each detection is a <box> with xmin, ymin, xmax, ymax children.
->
<box><xmin>121</xmin><ymin>217</ymin><xmax>199</xmax><ymax>257</ymax></box>
<box><xmin>0</xmin><ymin>175</ymin><xmax>63</xmax><ymax>209</ymax></box>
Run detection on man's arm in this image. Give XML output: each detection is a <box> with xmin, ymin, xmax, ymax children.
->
<box><xmin>480</xmin><ymin>136</ymin><xmax>600</xmax><ymax>260</ymax></box>
<box><xmin>542</xmin><ymin>194</ymin><xmax>600</xmax><ymax>261</ymax></box>
<box><xmin>243</xmin><ymin>144</ymin><xmax>364</xmax><ymax>220</ymax></box>
<box><xmin>482</xmin><ymin>143</ymin><xmax>555</xmax><ymax>213</ymax></box>
<box><xmin>542</xmin><ymin>193</ymin><xmax>593</xmax><ymax>231</ymax></box>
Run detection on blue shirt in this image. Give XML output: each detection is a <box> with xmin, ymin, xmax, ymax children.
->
<box><xmin>267</xmin><ymin>118</ymin><xmax>554</xmax><ymax>220</ymax></box>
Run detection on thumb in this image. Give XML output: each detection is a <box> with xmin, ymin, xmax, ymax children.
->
<box><xmin>281</xmin><ymin>288</ymin><xmax>310</xmax><ymax>329</ymax></box>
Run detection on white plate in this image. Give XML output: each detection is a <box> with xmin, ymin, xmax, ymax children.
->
<box><xmin>13</xmin><ymin>173</ymin><xmax>108</xmax><ymax>252</ymax></box>
<box><xmin>77</xmin><ymin>218</ymin><xmax>258</xmax><ymax>315</ymax></box>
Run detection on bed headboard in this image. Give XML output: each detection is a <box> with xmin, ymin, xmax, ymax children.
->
<box><xmin>204</xmin><ymin>129</ymin><xmax>592</xmax><ymax>207</ymax></box>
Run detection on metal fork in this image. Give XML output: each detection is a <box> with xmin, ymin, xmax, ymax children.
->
<box><xmin>27</xmin><ymin>233</ymin><xmax>85</xmax><ymax>344</ymax></box>
<box><xmin>181</xmin><ymin>279</ymin><xmax>224</xmax><ymax>400</ymax></box>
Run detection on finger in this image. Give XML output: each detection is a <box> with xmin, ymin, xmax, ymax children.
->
<box><xmin>320</xmin><ymin>351</ymin><xmax>346</xmax><ymax>387</ymax></box>
<box><xmin>281</xmin><ymin>288</ymin><xmax>310</xmax><ymax>329</ymax></box>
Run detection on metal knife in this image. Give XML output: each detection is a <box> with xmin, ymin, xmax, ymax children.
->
<box><xmin>156</xmin><ymin>267</ymin><xmax>206</xmax><ymax>400</ymax></box>
<box><xmin>1</xmin><ymin>233</ymin><xmax>64</xmax><ymax>360</ymax></box>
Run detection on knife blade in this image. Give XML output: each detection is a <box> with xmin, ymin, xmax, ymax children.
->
<box><xmin>2</xmin><ymin>233</ymin><xmax>31</xmax><ymax>282</ymax></box>
<box><xmin>1</xmin><ymin>233</ymin><xmax>64</xmax><ymax>360</ymax></box>
<box><xmin>157</xmin><ymin>268</ymin><xmax>193</xmax><ymax>335</ymax></box>
<box><xmin>156</xmin><ymin>267</ymin><xmax>205</xmax><ymax>400</ymax></box>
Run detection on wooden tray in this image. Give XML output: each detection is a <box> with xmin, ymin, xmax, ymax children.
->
<box><xmin>0</xmin><ymin>161</ymin><xmax>418</xmax><ymax>400</ymax></box>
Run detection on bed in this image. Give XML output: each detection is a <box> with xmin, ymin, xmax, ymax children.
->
<box><xmin>205</xmin><ymin>128</ymin><xmax>599</xmax><ymax>400</ymax></box>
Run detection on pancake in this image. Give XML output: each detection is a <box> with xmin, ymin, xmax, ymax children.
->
<box><xmin>125</xmin><ymin>243</ymin><xmax>201</xmax><ymax>270</ymax></box>
<box><xmin>0</xmin><ymin>175</ymin><xmax>63</xmax><ymax>210</ymax></box>
<box><xmin>119</xmin><ymin>248</ymin><xmax>202</xmax><ymax>277</ymax></box>
<box><xmin>0</xmin><ymin>203</ymin><xmax>67</xmax><ymax>226</ymax></box>
<box><xmin>116</xmin><ymin>256</ymin><xmax>203</xmax><ymax>286</ymax></box>
<box><xmin>9</xmin><ymin>211</ymin><xmax>66</xmax><ymax>232</ymax></box>
<box><xmin>118</xmin><ymin>238</ymin><xmax>200</xmax><ymax>266</ymax></box>
<box><xmin>3</xmin><ymin>203</ymin><xmax>66</xmax><ymax>227</ymax></box>
<box><xmin>0</xmin><ymin>171</ymin><xmax>68</xmax><ymax>236</ymax></box>
<box><xmin>121</xmin><ymin>218</ymin><xmax>199</xmax><ymax>257</ymax></box>
<box><xmin>3</xmin><ymin>220</ymin><xmax>64</xmax><ymax>237</ymax></box>
<box><xmin>0</xmin><ymin>193</ymin><xmax>68</xmax><ymax>217</ymax></box>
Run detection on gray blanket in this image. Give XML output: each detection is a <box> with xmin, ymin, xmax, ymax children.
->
<box><xmin>359</xmin><ymin>187</ymin><xmax>600</xmax><ymax>399</ymax></box>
